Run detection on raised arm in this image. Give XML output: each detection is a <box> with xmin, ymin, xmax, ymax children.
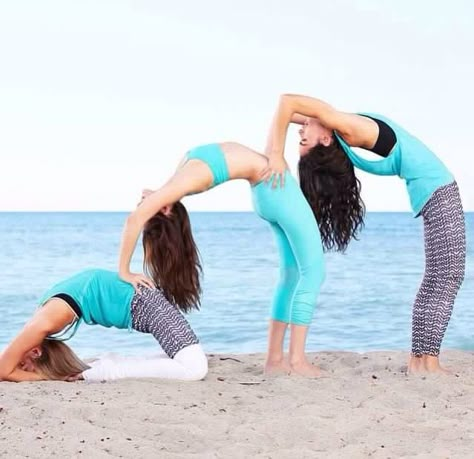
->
<box><xmin>262</xmin><ymin>105</ymin><xmax>310</xmax><ymax>187</ymax></box>
<box><xmin>119</xmin><ymin>162</ymin><xmax>213</xmax><ymax>289</ymax></box>
<box><xmin>265</xmin><ymin>113</ymin><xmax>307</xmax><ymax>152</ymax></box>
<box><xmin>266</xmin><ymin>94</ymin><xmax>355</xmax><ymax>157</ymax></box>
<box><xmin>263</xmin><ymin>94</ymin><xmax>378</xmax><ymax>186</ymax></box>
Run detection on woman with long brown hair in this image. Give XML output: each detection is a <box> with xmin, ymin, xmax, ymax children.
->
<box><xmin>262</xmin><ymin>93</ymin><xmax>466</xmax><ymax>374</ymax></box>
<box><xmin>0</xmin><ymin>206</ymin><xmax>208</xmax><ymax>382</ymax></box>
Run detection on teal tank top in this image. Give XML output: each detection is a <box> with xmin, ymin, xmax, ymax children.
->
<box><xmin>335</xmin><ymin>113</ymin><xmax>454</xmax><ymax>216</ymax></box>
<box><xmin>38</xmin><ymin>269</ymin><xmax>135</xmax><ymax>340</ymax></box>
<box><xmin>186</xmin><ymin>143</ymin><xmax>230</xmax><ymax>187</ymax></box>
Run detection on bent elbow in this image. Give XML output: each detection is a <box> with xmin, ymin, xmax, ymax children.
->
<box><xmin>280</xmin><ymin>93</ymin><xmax>298</xmax><ymax>100</ymax></box>
<box><xmin>280</xmin><ymin>93</ymin><xmax>296</xmax><ymax>108</ymax></box>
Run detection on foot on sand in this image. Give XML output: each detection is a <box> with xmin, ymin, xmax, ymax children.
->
<box><xmin>408</xmin><ymin>356</ymin><xmax>426</xmax><ymax>374</ymax></box>
<box><xmin>424</xmin><ymin>356</ymin><xmax>452</xmax><ymax>375</ymax></box>
<box><xmin>289</xmin><ymin>360</ymin><xmax>325</xmax><ymax>378</ymax></box>
<box><xmin>264</xmin><ymin>359</ymin><xmax>291</xmax><ymax>376</ymax></box>
<box><xmin>408</xmin><ymin>355</ymin><xmax>452</xmax><ymax>375</ymax></box>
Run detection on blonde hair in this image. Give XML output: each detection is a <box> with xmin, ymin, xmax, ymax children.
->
<box><xmin>35</xmin><ymin>340</ymin><xmax>90</xmax><ymax>380</ymax></box>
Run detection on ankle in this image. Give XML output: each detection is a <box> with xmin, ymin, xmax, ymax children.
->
<box><xmin>423</xmin><ymin>355</ymin><xmax>441</xmax><ymax>367</ymax></box>
<box><xmin>266</xmin><ymin>354</ymin><xmax>285</xmax><ymax>364</ymax></box>
<box><xmin>289</xmin><ymin>355</ymin><xmax>307</xmax><ymax>366</ymax></box>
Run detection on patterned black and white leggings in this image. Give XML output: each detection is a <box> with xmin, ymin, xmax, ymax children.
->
<box><xmin>131</xmin><ymin>287</ymin><xmax>200</xmax><ymax>358</ymax></box>
<box><xmin>412</xmin><ymin>181</ymin><xmax>466</xmax><ymax>357</ymax></box>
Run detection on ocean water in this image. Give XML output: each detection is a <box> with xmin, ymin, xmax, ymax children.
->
<box><xmin>0</xmin><ymin>212</ymin><xmax>472</xmax><ymax>358</ymax></box>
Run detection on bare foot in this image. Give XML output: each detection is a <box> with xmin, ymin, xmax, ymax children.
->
<box><xmin>408</xmin><ymin>356</ymin><xmax>426</xmax><ymax>374</ymax></box>
<box><xmin>264</xmin><ymin>359</ymin><xmax>291</xmax><ymax>376</ymax></box>
<box><xmin>423</xmin><ymin>356</ymin><xmax>452</xmax><ymax>375</ymax></box>
<box><xmin>289</xmin><ymin>360</ymin><xmax>325</xmax><ymax>378</ymax></box>
<box><xmin>408</xmin><ymin>355</ymin><xmax>453</xmax><ymax>375</ymax></box>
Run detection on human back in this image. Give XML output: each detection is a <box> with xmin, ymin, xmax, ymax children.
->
<box><xmin>182</xmin><ymin>142</ymin><xmax>269</xmax><ymax>186</ymax></box>
<box><xmin>39</xmin><ymin>269</ymin><xmax>135</xmax><ymax>332</ymax></box>
<box><xmin>335</xmin><ymin>112</ymin><xmax>454</xmax><ymax>216</ymax></box>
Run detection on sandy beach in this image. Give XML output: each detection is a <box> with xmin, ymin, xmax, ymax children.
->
<box><xmin>1</xmin><ymin>350</ymin><xmax>473</xmax><ymax>458</ymax></box>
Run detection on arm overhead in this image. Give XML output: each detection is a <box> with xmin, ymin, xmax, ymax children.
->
<box><xmin>261</xmin><ymin>93</ymin><xmax>379</xmax><ymax>186</ymax></box>
<box><xmin>118</xmin><ymin>162</ymin><xmax>212</xmax><ymax>289</ymax></box>
<box><xmin>0</xmin><ymin>319</ymin><xmax>49</xmax><ymax>381</ymax></box>
<box><xmin>0</xmin><ymin>303</ymin><xmax>72</xmax><ymax>382</ymax></box>
<box><xmin>269</xmin><ymin>94</ymin><xmax>378</xmax><ymax>155</ymax></box>
<box><xmin>119</xmin><ymin>182</ymin><xmax>188</xmax><ymax>288</ymax></box>
<box><xmin>271</xmin><ymin>93</ymin><xmax>381</xmax><ymax>154</ymax></box>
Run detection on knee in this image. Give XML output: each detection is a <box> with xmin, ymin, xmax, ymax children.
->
<box><xmin>190</xmin><ymin>354</ymin><xmax>208</xmax><ymax>381</ymax></box>
<box><xmin>279</xmin><ymin>265</ymin><xmax>300</xmax><ymax>286</ymax></box>
<box><xmin>291</xmin><ymin>264</ymin><xmax>324</xmax><ymax>316</ymax></box>
<box><xmin>177</xmin><ymin>344</ymin><xmax>208</xmax><ymax>381</ymax></box>
<box><xmin>428</xmin><ymin>262</ymin><xmax>465</xmax><ymax>291</ymax></box>
<box><xmin>301</xmin><ymin>262</ymin><xmax>325</xmax><ymax>289</ymax></box>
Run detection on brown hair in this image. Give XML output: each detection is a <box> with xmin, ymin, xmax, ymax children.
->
<box><xmin>142</xmin><ymin>201</ymin><xmax>202</xmax><ymax>312</ymax></box>
<box><xmin>35</xmin><ymin>340</ymin><xmax>90</xmax><ymax>380</ymax></box>
<box><xmin>298</xmin><ymin>139</ymin><xmax>365</xmax><ymax>252</ymax></box>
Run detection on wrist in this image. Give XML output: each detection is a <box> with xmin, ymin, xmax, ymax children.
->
<box><xmin>119</xmin><ymin>269</ymin><xmax>130</xmax><ymax>278</ymax></box>
<box><xmin>268</xmin><ymin>150</ymin><xmax>282</xmax><ymax>158</ymax></box>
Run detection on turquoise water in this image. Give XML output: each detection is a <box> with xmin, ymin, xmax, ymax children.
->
<box><xmin>0</xmin><ymin>212</ymin><xmax>472</xmax><ymax>358</ymax></box>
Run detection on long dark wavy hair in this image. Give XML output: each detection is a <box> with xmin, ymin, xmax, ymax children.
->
<box><xmin>142</xmin><ymin>202</ymin><xmax>202</xmax><ymax>312</ymax></box>
<box><xmin>298</xmin><ymin>138</ymin><xmax>365</xmax><ymax>252</ymax></box>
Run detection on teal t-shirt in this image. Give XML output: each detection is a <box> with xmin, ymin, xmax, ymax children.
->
<box><xmin>38</xmin><ymin>269</ymin><xmax>135</xmax><ymax>340</ymax></box>
<box><xmin>335</xmin><ymin>113</ymin><xmax>454</xmax><ymax>216</ymax></box>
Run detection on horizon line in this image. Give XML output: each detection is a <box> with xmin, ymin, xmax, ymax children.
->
<box><xmin>1</xmin><ymin>210</ymin><xmax>473</xmax><ymax>214</ymax></box>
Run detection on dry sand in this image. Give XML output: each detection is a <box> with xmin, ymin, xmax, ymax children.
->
<box><xmin>1</xmin><ymin>350</ymin><xmax>473</xmax><ymax>458</ymax></box>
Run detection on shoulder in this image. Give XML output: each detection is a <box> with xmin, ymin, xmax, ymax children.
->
<box><xmin>334</xmin><ymin>113</ymin><xmax>380</xmax><ymax>148</ymax></box>
<box><xmin>36</xmin><ymin>299</ymin><xmax>74</xmax><ymax>332</ymax></box>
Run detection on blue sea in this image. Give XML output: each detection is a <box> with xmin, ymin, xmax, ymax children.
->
<box><xmin>0</xmin><ymin>212</ymin><xmax>472</xmax><ymax>358</ymax></box>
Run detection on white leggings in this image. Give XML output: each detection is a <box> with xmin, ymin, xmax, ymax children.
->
<box><xmin>83</xmin><ymin>344</ymin><xmax>208</xmax><ymax>382</ymax></box>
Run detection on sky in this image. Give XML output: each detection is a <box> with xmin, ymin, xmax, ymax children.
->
<box><xmin>0</xmin><ymin>0</ymin><xmax>473</xmax><ymax>211</ymax></box>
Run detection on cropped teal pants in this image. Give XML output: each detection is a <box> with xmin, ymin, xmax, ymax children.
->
<box><xmin>251</xmin><ymin>174</ymin><xmax>325</xmax><ymax>325</ymax></box>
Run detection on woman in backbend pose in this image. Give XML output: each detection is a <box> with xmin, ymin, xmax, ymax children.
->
<box><xmin>0</xmin><ymin>209</ymin><xmax>207</xmax><ymax>382</ymax></box>
<box><xmin>262</xmin><ymin>93</ymin><xmax>466</xmax><ymax>374</ymax></box>
<box><xmin>119</xmin><ymin>141</ymin><xmax>325</xmax><ymax>377</ymax></box>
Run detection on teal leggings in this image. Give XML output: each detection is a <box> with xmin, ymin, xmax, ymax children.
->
<box><xmin>251</xmin><ymin>174</ymin><xmax>325</xmax><ymax>326</ymax></box>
